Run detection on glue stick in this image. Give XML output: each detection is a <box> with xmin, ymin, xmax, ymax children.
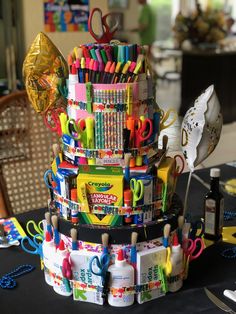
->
<box><xmin>108</xmin><ymin>249</ymin><xmax>134</xmax><ymax>307</ymax></box>
<box><xmin>42</xmin><ymin>231</ymin><xmax>56</xmax><ymax>286</ymax></box>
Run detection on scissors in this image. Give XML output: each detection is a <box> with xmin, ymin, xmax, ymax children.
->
<box><xmin>89</xmin><ymin>253</ymin><xmax>110</xmax><ymax>297</ymax></box>
<box><xmin>21</xmin><ymin>234</ymin><xmax>44</xmax><ymax>260</ymax></box>
<box><xmin>182</xmin><ymin>237</ymin><xmax>205</xmax><ymax>279</ymax></box>
<box><xmin>160</xmin><ymin>108</ymin><xmax>177</xmax><ymax>131</ymax></box>
<box><xmin>65</xmin><ymin>118</ymin><xmax>87</xmax><ymax>147</ymax></box>
<box><xmin>26</xmin><ymin>220</ymin><xmax>44</xmax><ymax>239</ymax></box>
<box><xmin>130</xmin><ymin>178</ymin><xmax>144</xmax><ymax>207</ymax></box>
<box><xmin>88</xmin><ymin>8</ymin><xmax>119</xmax><ymax>43</ymax></box>
<box><xmin>174</xmin><ymin>154</ymin><xmax>185</xmax><ymax>178</ymax></box>
<box><xmin>134</xmin><ymin>117</ymin><xmax>153</xmax><ymax>148</ymax></box>
<box><xmin>44</xmin><ymin>169</ymin><xmax>58</xmax><ymax>191</ymax></box>
<box><xmin>44</xmin><ymin>107</ymin><xmax>66</xmax><ymax>136</ymax></box>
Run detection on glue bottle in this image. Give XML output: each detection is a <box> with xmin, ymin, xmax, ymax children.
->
<box><xmin>42</xmin><ymin>231</ymin><xmax>56</xmax><ymax>286</ymax></box>
<box><xmin>53</xmin><ymin>240</ymin><xmax>72</xmax><ymax>296</ymax></box>
<box><xmin>168</xmin><ymin>233</ymin><xmax>183</xmax><ymax>292</ymax></box>
<box><xmin>108</xmin><ymin>249</ymin><xmax>134</xmax><ymax>307</ymax></box>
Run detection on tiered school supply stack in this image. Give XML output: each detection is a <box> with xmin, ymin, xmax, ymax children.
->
<box><xmin>22</xmin><ymin>10</ymin><xmax>193</xmax><ymax>306</ymax></box>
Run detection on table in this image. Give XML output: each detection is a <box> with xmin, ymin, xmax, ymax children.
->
<box><xmin>180</xmin><ymin>49</ymin><xmax>236</xmax><ymax>123</ymax></box>
<box><xmin>1</xmin><ymin>164</ymin><xmax>236</xmax><ymax>314</ymax></box>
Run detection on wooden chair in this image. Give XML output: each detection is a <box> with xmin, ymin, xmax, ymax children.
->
<box><xmin>0</xmin><ymin>91</ymin><xmax>57</xmax><ymax>217</ymax></box>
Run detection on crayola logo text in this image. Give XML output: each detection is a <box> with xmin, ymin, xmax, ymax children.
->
<box><xmin>88</xmin><ymin>181</ymin><xmax>113</xmax><ymax>192</ymax></box>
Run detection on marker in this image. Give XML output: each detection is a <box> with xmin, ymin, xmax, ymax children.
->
<box><xmin>82</xmin><ymin>45</ymin><xmax>91</xmax><ymax>59</ymax></box>
<box><xmin>98</xmin><ymin>61</ymin><xmax>104</xmax><ymax>83</ymax></box>
<box><xmin>85</xmin><ymin>58</ymin><xmax>90</xmax><ymax>83</ymax></box>
<box><xmin>100</xmin><ymin>49</ymin><xmax>108</xmax><ymax>64</ymax></box>
<box><xmin>107</xmin><ymin>61</ymin><xmax>116</xmax><ymax>84</ymax></box>
<box><xmin>119</xmin><ymin>61</ymin><xmax>131</xmax><ymax>83</ymax></box>
<box><xmin>88</xmin><ymin>58</ymin><xmax>94</xmax><ymax>82</ymax></box>
<box><xmin>92</xmin><ymin>60</ymin><xmax>99</xmax><ymax>83</ymax></box>
<box><xmin>80</xmin><ymin>57</ymin><xmax>85</xmax><ymax>83</ymax></box>
<box><xmin>111</xmin><ymin>61</ymin><xmax>122</xmax><ymax>83</ymax></box>
<box><xmin>102</xmin><ymin>61</ymin><xmax>112</xmax><ymax>84</ymax></box>
<box><xmin>95</xmin><ymin>48</ymin><xmax>103</xmax><ymax>64</ymax></box>
<box><xmin>67</xmin><ymin>54</ymin><xmax>73</xmax><ymax>72</ymax></box>
<box><xmin>126</xmin><ymin>61</ymin><xmax>136</xmax><ymax>82</ymax></box>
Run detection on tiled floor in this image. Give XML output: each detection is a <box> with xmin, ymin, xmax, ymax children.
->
<box><xmin>155</xmin><ymin>77</ymin><xmax>236</xmax><ymax>170</ymax></box>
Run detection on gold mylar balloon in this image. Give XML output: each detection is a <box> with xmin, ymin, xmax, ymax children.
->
<box><xmin>23</xmin><ymin>32</ymin><xmax>68</xmax><ymax>113</ymax></box>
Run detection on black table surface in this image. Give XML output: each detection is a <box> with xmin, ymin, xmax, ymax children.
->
<box><xmin>1</xmin><ymin>164</ymin><xmax>236</xmax><ymax>314</ymax></box>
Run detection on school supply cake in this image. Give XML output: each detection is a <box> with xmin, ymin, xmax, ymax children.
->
<box><xmin>22</xmin><ymin>8</ymin><xmax>205</xmax><ymax>307</ymax></box>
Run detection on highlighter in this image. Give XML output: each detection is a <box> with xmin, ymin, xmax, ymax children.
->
<box><xmin>112</xmin><ymin>61</ymin><xmax>122</xmax><ymax>84</ymax></box>
<box><xmin>59</xmin><ymin>112</ymin><xmax>68</xmax><ymax>135</ymax></box>
<box><xmin>119</xmin><ymin>60</ymin><xmax>131</xmax><ymax>83</ymax></box>
<box><xmin>85</xmin><ymin>117</ymin><xmax>95</xmax><ymax>165</ymax></box>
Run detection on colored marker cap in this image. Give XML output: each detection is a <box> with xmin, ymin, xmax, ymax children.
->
<box><xmin>71</xmin><ymin>188</ymin><xmax>77</xmax><ymax>202</ymax></box>
<box><xmin>104</xmin><ymin>61</ymin><xmax>112</xmax><ymax>73</ymax></box>
<box><xmin>109</xmin><ymin>62</ymin><xmax>116</xmax><ymax>74</ymax></box>
<box><xmin>81</xmin><ymin>57</ymin><xmax>85</xmax><ymax>69</ymax></box>
<box><xmin>93</xmin><ymin>60</ymin><xmax>99</xmax><ymax>71</ymax></box>
<box><xmin>122</xmin><ymin>61</ymin><xmax>131</xmax><ymax>74</ymax></box>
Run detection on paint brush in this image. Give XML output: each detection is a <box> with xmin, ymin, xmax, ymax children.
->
<box><xmin>163</xmin><ymin>223</ymin><xmax>171</xmax><ymax>248</ymax></box>
<box><xmin>45</xmin><ymin>211</ymin><xmax>53</xmax><ymax>237</ymax></box>
<box><xmin>177</xmin><ymin>215</ymin><xmax>184</xmax><ymax>244</ymax></box>
<box><xmin>130</xmin><ymin>232</ymin><xmax>138</xmax><ymax>269</ymax></box>
<box><xmin>51</xmin><ymin>215</ymin><xmax>60</xmax><ymax>247</ymax></box>
<box><xmin>124</xmin><ymin>153</ymin><xmax>131</xmax><ymax>186</ymax></box>
<box><xmin>70</xmin><ymin>228</ymin><xmax>78</xmax><ymax>250</ymax></box>
<box><xmin>101</xmin><ymin>233</ymin><xmax>109</xmax><ymax>256</ymax></box>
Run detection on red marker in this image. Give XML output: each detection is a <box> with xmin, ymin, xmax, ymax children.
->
<box><xmin>102</xmin><ymin>61</ymin><xmax>112</xmax><ymax>84</ymax></box>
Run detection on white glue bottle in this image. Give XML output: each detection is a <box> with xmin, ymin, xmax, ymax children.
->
<box><xmin>108</xmin><ymin>249</ymin><xmax>134</xmax><ymax>307</ymax></box>
<box><xmin>42</xmin><ymin>231</ymin><xmax>56</xmax><ymax>286</ymax></box>
<box><xmin>53</xmin><ymin>240</ymin><xmax>72</xmax><ymax>296</ymax></box>
<box><xmin>168</xmin><ymin>233</ymin><xmax>183</xmax><ymax>292</ymax></box>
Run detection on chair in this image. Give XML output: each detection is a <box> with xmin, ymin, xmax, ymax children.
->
<box><xmin>0</xmin><ymin>91</ymin><xmax>57</xmax><ymax>217</ymax></box>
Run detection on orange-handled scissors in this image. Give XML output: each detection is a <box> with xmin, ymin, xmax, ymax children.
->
<box><xmin>88</xmin><ymin>8</ymin><xmax>119</xmax><ymax>43</ymax></box>
<box><xmin>134</xmin><ymin>118</ymin><xmax>153</xmax><ymax>148</ymax></box>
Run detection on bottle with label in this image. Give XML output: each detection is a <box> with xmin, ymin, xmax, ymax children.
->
<box><xmin>168</xmin><ymin>233</ymin><xmax>183</xmax><ymax>292</ymax></box>
<box><xmin>53</xmin><ymin>240</ymin><xmax>72</xmax><ymax>296</ymax></box>
<box><xmin>108</xmin><ymin>249</ymin><xmax>134</xmax><ymax>307</ymax></box>
<box><xmin>42</xmin><ymin>231</ymin><xmax>56</xmax><ymax>286</ymax></box>
<box><xmin>204</xmin><ymin>168</ymin><xmax>224</xmax><ymax>241</ymax></box>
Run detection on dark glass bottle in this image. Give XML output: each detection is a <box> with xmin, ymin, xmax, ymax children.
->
<box><xmin>204</xmin><ymin>168</ymin><xmax>224</xmax><ymax>241</ymax></box>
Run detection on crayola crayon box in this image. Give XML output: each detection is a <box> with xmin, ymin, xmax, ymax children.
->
<box><xmin>77</xmin><ymin>165</ymin><xmax>123</xmax><ymax>226</ymax></box>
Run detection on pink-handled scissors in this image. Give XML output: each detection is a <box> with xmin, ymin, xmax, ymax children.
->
<box><xmin>183</xmin><ymin>237</ymin><xmax>204</xmax><ymax>262</ymax></box>
<box><xmin>88</xmin><ymin>8</ymin><xmax>119</xmax><ymax>43</ymax></box>
<box><xmin>134</xmin><ymin>118</ymin><xmax>153</xmax><ymax>148</ymax></box>
<box><xmin>44</xmin><ymin>107</ymin><xmax>66</xmax><ymax>136</ymax></box>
